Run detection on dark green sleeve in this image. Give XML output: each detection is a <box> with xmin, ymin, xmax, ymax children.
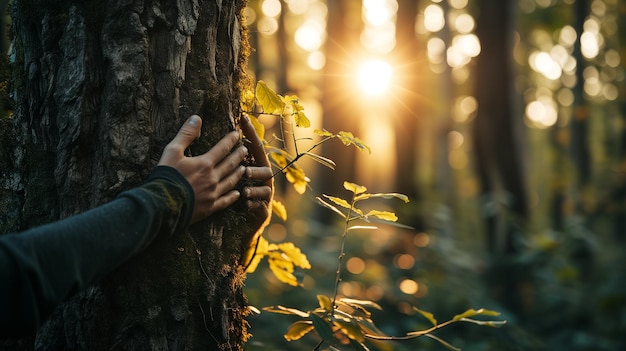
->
<box><xmin>0</xmin><ymin>166</ymin><xmax>194</xmax><ymax>337</ymax></box>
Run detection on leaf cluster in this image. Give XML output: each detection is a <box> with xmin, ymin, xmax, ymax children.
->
<box><xmin>264</xmin><ymin>295</ymin><xmax>505</xmax><ymax>351</ymax></box>
<box><xmin>240</xmin><ymin>80</ymin><xmax>506</xmax><ymax>350</ymax></box>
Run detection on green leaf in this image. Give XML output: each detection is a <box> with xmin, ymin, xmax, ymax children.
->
<box><xmin>284</xmin><ymin>321</ymin><xmax>315</xmax><ymax>341</ymax></box>
<box><xmin>452</xmin><ymin>308</ymin><xmax>501</xmax><ymax>322</ymax></box>
<box><xmin>256</xmin><ymin>80</ymin><xmax>285</xmax><ymax>114</ymax></box>
<box><xmin>317</xmin><ymin>295</ymin><xmax>333</xmax><ymax>311</ymax></box>
<box><xmin>303</xmin><ymin>152</ymin><xmax>336</xmax><ymax>170</ymax></box>
<box><xmin>414</xmin><ymin>307</ymin><xmax>437</xmax><ymax>327</ymax></box>
<box><xmin>344</xmin><ymin>181</ymin><xmax>367</xmax><ymax>195</ymax></box>
<box><xmin>365</xmin><ymin>210</ymin><xmax>398</xmax><ymax>222</ymax></box>
<box><xmin>310</xmin><ymin>313</ymin><xmax>335</xmax><ymax>342</ymax></box>
<box><xmin>316</xmin><ymin>196</ymin><xmax>347</xmax><ymax>219</ymax></box>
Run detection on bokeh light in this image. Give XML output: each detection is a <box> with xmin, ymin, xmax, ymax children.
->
<box><xmin>357</xmin><ymin>59</ymin><xmax>393</xmax><ymax>96</ymax></box>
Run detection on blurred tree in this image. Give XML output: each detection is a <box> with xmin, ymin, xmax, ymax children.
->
<box><xmin>1</xmin><ymin>1</ymin><xmax>254</xmax><ymax>350</ymax></box>
<box><xmin>473</xmin><ymin>0</ymin><xmax>528</xmax><ymax>255</ymax></box>
<box><xmin>317</xmin><ymin>0</ymin><xmax>362</xmax><ymax>213</ymax></box>
<box><xmin>570</xmin><ymin>0</ymin><xmax>591</xmax><ymax>189</ymax></box>
<box><xmin>393</xmin><ymin>0</ymin><xmax>423</xmax><ymax>229</ymax></box>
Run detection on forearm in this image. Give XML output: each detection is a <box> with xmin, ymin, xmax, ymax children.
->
<box><xmin>0</xmin><ymin>166</ymin><xmax>193</xmax><ymax>336</ymax></box>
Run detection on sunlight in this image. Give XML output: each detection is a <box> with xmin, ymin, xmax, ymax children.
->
<box><xmin>526</xmin><ymin>98</ymin><xmax>558</xmax><ymax>128</ymax></box>
<box><xmin>357</xmin><ymin>59</ymin><xmax>393</xmax><ymax>96</ymax></box>
<box><xmin>423</xmin><ymin>4</ymin><xmax>445</xmax><ymax>32</ymax></box>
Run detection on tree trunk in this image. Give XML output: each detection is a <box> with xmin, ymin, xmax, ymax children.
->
<box><xmin>2</xmin><ymin>0</ymin><xmax>252</xmax><ymax>349</ymax></box>
<box><xmin>473</xmin><ymin>0</ymin><xmax>528</xmax><ymax>255</ymax></box>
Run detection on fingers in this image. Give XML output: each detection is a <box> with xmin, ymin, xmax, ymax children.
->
<box><xmin>202</xmin><ymin>130</ymin><xmax>241</xmax><ymax>165</ymax></box>
<box><xmin>246</xmin><ymin>166</ymin><xmax>273</xmax><ymax>185</ymax></box>
<box><xmin>243</xmin><ymin>185</ymin><xmax>272</xmax><ymax>201</ymax></box>
<box><xmin>240</xmin><ymin>115</ymin><xmax>270</xmax><ymax>168</ymax></box>
<box><xmin>193</xmin><ymin>190</ymin><xmax>241</xmax><ymax>223</ymax></box>
<box><xmin>169</xmin><ymin>115</ymin><xmax>202</xmax><ymax>154</ymax></box>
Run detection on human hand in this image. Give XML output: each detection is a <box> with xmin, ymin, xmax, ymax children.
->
<box><xmin>158</xmin><ymin>115</ymin><xmax>247</xmax><ymax>223</ymax></box>
<box><xmin>239</xmin><ymin>115</ymin><xmax>273</xmax><ymax>239</ymax></box>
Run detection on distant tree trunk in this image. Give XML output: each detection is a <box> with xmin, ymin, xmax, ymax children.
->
<box><xmin>1</xmin><ymin>0</ymin><xmax>253</xmax><ymax>350</ymax></box>
<box><xmin>615</xmin><ymin>0</ymin><xmax>626</xmax><ymax>241</ymax></box>
<box><xmin>316</xmin><ymin>0</ymin><xmax>361</xmax><ymax>217</ymax></box>
<box><xmin>570</xmin><ymin>0</ymin><xmax>591</xmax><ymax>190</ymax></box>
<box><xmin>473</xmin><ymin>0</ymin><xmax>528</xmax><ymax>255</ymax></box>
<box><xmin>393</xmin><ymin>0</ymin><xmax>421</xmax><ymax>228</ymax></box>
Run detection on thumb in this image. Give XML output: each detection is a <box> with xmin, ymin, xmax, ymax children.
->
<box><xmin>172</xmin><ymin>115</ymin><xmax>202</xmax><ymax>150</ymax></box>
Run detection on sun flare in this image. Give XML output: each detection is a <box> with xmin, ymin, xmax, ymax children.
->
<box><xmin>357</xmin><ymin>59</ymin><xmax>393</xmax><ymax>96</ymax></box>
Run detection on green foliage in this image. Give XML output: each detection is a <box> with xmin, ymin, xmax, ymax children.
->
<box><xmin>240</xmin><ymin>80</ymin><xmax>506</xmax><ymax>350</ymax></box>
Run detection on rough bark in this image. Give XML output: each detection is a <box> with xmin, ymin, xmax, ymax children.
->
<box><xmin>2</xmin><ymin>0</ymin><xmax>252</xmax><ymax>349</ymax></box>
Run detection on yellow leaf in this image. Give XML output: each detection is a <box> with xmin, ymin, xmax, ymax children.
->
<box><xmin>314</xmin><ymin>129</ymin><xmax>334</xmax><ymax>137</ymax></box>
<box><xmin>355</xmin><ymin>192</ymin><xmax>410</xmax><ymax>203</ymax></box>
<box><xmin>282</xmin><ymin>95</ymin><xmax>311</xmax><ymax>128</ymax></box>
<box><xmin>244</xmin><ymin>236</ymin><xmax>269</xmax><ymax>273</ymax></box>
<box><xmin>270</xmin><ymin>152</ymin><xmax>310</xmax><ymax>194</ymax></box>
<box><xmin>414</xmin><ymin>307</ymin><xmax>437</xmax><ymax>327</ymax></box>
<box><xmin>333</xmin><ymin>318</ymin><xmax>365</xmax><ymax>342</ymax></box>
<box><xmin>263</xmin><ymin>305</ymin><xmax>309</xmax><ymax>318</ymax></box>
<box><xmin>256</xmin><ymin>80</ymin><xmax>285</xmax><ymax>115</ymax></box>
<box><xmin>294</xmin><ymin>111</ymin><xmax>311</xmax><ymax>128</ymax></box>
<box><xmin>284</xmin><ymin>321</ymin><xmax>315</xmax><ymax>341</ymax></box>
<box><xmin>247</xmin><ymin>114</ymin><xmax>266</xmax><ymax>141</ymax></box>
<box><xmin>285</xmin><ymin>166</ymin><xmax>309</xmax><ymax>194</ymax></box>
<box><xmin>272</xmin><ymin>199</ymin><xmax>287</xmax><ymax>221</ymax></box>
<box><xmin>268</xmin><ymin>257</ymin><xmax>299</xmax><ymax>286</ymax></box>
<box><xmin>317</xmin><ymin>295</ymin><xmax>333</xmax><ymax>311</ymax></box>
<box><xmin>452</xmin><ymin>309</ymin><xmax>501</xmax><ymax>322</ymax></box>
<box><xmin>344</xmin><ymin>181</ymin><xmax>367</xmax><ymax>195</ymax></box>
<box><xmin>323</xmin><ymin>195</ymin><xmax>351</xmax><ymax>210</ymax></box>
<box><xmin>277</xmin><ymin>242</ymin><xmax>311</xmax><ymax>269</ymax></box>
<box><xmin>337</xmin><ymin>131</ymin><xmax>371</xmax><ymax>154</ymax></box>
<box><xmin>366</xmin><ymin>210</ymin><xmax>398</xmax><ymax>222</ymax></box>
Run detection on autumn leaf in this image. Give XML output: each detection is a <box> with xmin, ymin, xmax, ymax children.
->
<box><xmin>284</xmin><ymin>321</ymin><xmax>315</xmax><ymax>341</ymax></box>
<box><xmin>270</xmin><ymin>152</ymin><xmax>310</xmax><ymax>194</ymax></box>
<box><xmin>277</xmin><ymin>242</ymin><xmax>311</xmax><ymax>269</ymax></box>
<box><xmin>317</xmin><ymin>295</ymin><xmax>333</xmax><ymax>312</ymax></box>
<box><xmin>247</xmin><ymin>114</ymin><xmax>266</xmax><ymax>141</ymax></box>
<box><xmin>256</xmin><ymin>80</ymin><xmax>284</xmax><ymax>114</ymax></box>
<box><xmin>272</xmin><ymin>199</ymin><xmax>287</xmax><ymax>221</ymax></box>
<box><xmin>344</xmin><ymin>181</ymin><xmax>367</xmax><ymax>195</ymax></box>
<box><xmin>314</xmin><ymin>129</ymin><xmax>334</xmax><ymax>137</ymax></box>
<box><xmin>366</xmin><ymin>210</ymin><xmax>398</xmax><ymax>222</ymax></box>
<box><xmin>414</xmin><ymin>307</ymin><xmax>437</xmax><ymax>327</ymax></box>
<box><xmin>245</xmin><ymin>236</ymin><xmax>270</xmax><ymax>273</ymax></box>
<box><xmin>337</xmin><ymin>131</ymin><xmax>371</xmax><ymax>154</ymax></box>
<box><xmin>282</xmin><ymin>95</ymin><xmax>311</xmax><ymax>128</ymax></box>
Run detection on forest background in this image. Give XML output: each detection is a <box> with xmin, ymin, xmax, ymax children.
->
<box><xmin>241</xmin><ymin>0</ymin><xmax>626</xmax><ymax>350</ymax></box>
